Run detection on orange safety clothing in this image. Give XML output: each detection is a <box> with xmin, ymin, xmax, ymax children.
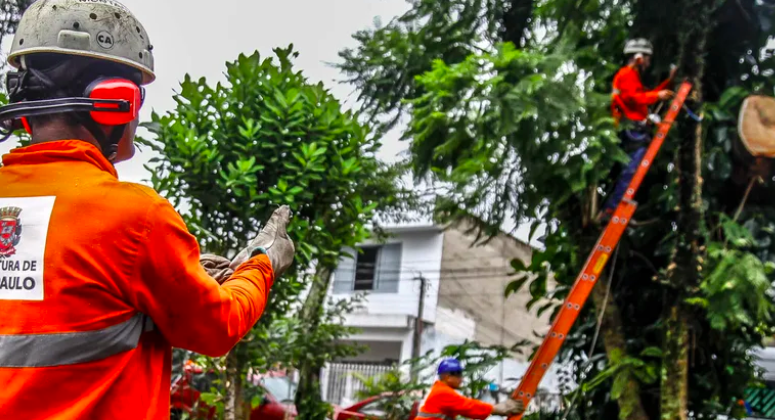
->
<box><xmin>611</xmin><ymin>65</ymin><xmax>671</xmax><ymax>123</ymax></box>
<box><xmin>414</xmin><ymin>381</ymin><xmax>493</xmax><ymax>420</ymax></box>
<box><xmin>0</xmin><ymin>140</ymin><xmax>275</xmax><ymax>420</ymax></box>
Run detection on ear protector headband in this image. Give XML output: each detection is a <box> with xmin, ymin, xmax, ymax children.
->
<box><xmin>0</xmin><ymin>77</ymin><xmax>144</xmax><ymax>135</ymax></box>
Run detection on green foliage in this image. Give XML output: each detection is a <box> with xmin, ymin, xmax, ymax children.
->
<box><xmin>141</xmin><ymin>46</ymin><xmax>405</xmax><ymax>267</ymax></box>
<box><xmin>143</xmin><ymin>46</ymin><xmax>409</xmax><ymax>418</ymax></box>
<box><xmin>408</xmin><ymin>40</ymin><xmax>622</xmax><ymax>237</ymax></box>
<box><xmin>338</xmin><ymin>0</ymin><xmax>528</xmax><ymax>135</ymax></box>
<box><xmin>691</xmin><ymin>243</ymin><xmax>773</xmax><ymax>330</ymax></box>
<box><xmin>687</xmin><ymin>215</ymin><xmax>775</xmax><ymax>332</ymax></box>
<box><xmin>278</xmin><ymin>296</ymin><xmax>366</xmax><ymax>377</ymax></box>
<box><xmin>339</xmin><ymin>0</ymin><xmax>775</xmax><ymax>419</ymax></box>
<box><xmin>582</xmin><ymin>347</ymin><xmax>659</xmax><ymax>400</ymax></box>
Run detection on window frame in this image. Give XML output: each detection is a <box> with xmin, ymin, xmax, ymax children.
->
<box><xmin>353</xmin><ymin>245</ymin><xmax>380</xmax><ymax>291</ymax></box>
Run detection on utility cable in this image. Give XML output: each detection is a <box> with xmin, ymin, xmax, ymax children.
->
<box><xmin>559</xmin><ymin>245</ymin><xmax>619</xmax><ymax>420</ymax></box>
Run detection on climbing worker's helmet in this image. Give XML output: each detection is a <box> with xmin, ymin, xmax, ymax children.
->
<box><xmin>623</xmin><ymin>38</ymin><xmax>654</xmax><ymax>56</ymax></box>
<box><xmin>8</xmin><ymin>0</ymin><xmax>155</xmax><ymax>85</ymax></box>
<box><xmin>437</xmin><ymin>358</ymin><xmax>463</xmax><ymax>376</ymax></box>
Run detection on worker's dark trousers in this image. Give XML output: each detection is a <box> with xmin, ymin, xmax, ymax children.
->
<box><xmin>603</xmin><ymin>128</ymin><xmax>651</xmax><ymax>212</ymax></box>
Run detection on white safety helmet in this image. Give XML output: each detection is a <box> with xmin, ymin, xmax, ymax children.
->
<box><xmin>623</xmin><ymin>38</ymin><xmax>654</xmax><ymax>56</ymax></box>
<box><xmin>8</xmin><ymin>0</ymin><xmax>155</xmax><ymax>85</ymax></box>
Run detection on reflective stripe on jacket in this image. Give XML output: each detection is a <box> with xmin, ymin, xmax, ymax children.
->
<box><xmin>413</xmin><ymin>381</ymin><xmax>494</xmax><ymax>420</ymax></box>
<box><xmin>416</xmin><ymin>412</ymin><xmax>454</xmax><ymax>420</ymax></box>
<box><xmin>0</xmin><ymin>140</ymin><xmax>274</xmax><ymax>420</ymax></box>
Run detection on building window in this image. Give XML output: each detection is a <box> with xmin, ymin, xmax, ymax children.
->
<box><xmin>333</xmin><ymin>243</ymin><xmax>402</xmax><ymax>294</ymax></box>
<box><xmin>354</xmin><ymin>246</ymin><xmax>379</xmax><ymax>291</ymax></box>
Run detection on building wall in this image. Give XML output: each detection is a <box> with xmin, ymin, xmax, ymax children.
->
<box><xmin>755</xmin><ymin>347</ymin><xmax>775</xmax><ymax>382</ymax></box>
<box><xmin>328</xmin><ymin>221</ymin><xmax>563</xmax><ymax>392</ymax></box>
<box><xmin>338</xmin><ymin>327</ymin><xmax>415</xmax><ymax>364</ymax></box>
<box><xmin>435</xmin><ymin>306</ymin><xmax>477</xmax><ymax>340</ymax></box>
<box><xmin>331</xmin><ymin>227</ymin><xmax>444</xmax><ymax>324</ymax></box>
<box><xmin>339</xmin><ymin>340</ymin><xmax>403</xmax><ymax>364</ymax></box>
<box><xmin>437</xmin><ymin>219</ymin><xmax>553</xmax><ymax>359</ymax></box>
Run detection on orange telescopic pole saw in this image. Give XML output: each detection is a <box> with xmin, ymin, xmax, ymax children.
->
<box><xmin>508</xmin><ymin>81</ymin><xmax>694</xmax><ymax>419</ymax></box>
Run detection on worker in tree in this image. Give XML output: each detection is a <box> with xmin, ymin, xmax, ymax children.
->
<box><xmin>0</xmin><ymin>1</ymin><xmax>295</xmax><ymax>419</ymax></box>
<box><xmin>598</xmin><ymin>38</ymin><xmax>677</xmax><ymax>222</ymax></box>
<box><xmin>415</xmin><ymin>358</ymin><xmax>525</xmax><ymax>420</ymax></box>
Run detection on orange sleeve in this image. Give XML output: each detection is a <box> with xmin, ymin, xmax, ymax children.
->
<box><xmin>617</xmin><ymin>69</ymin><xmax>660</xmax><ymax>106</ymax></box>
<box><xmin>437</xmin><ymin>388</ymin><xmax>493</xmax><ymax>420</ymax></box>
<box><xmin>653</xmin><ymin>77</ymin><xmax>672</xmax><ymax>92</ymax></box>
<box><xmin>129</xmin><ymin>199</ymin><xmax>274</xmax><ymax>357</ymax></box>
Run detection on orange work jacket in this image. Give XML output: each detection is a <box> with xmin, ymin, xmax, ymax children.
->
<box><xmin>0</xmin><ymin>140</ymin><xmax>274</xmax><ymax>420</ymax></box>
<box><xmin>611</xmin><ymin>65</ymin><xmax>671</xmax><ymax>123</ymax></box>
<box><xmin>414</xmin><ymin>381</ymin><xmax>494</xmax><ymax>420</ymax></box>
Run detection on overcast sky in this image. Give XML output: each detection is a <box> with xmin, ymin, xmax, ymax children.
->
<box><xmin>0</xmin><ymin>0</ymin><xmax>541</xmax><ymax>245</ymax></box>
<box><xmin>1</xmin><ymin>0</ymin><xmax>410</xmax><ymax>178</ymax></box>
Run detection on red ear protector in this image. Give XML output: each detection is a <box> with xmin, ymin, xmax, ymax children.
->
<box><xmin>14</xmin><ymin>78</ymin><xmax>144</xmax><ymax>135</ymax></box>
<box><xmin>85</xmin><ymin>78</ymin><xmax>144</xmax><ymax>125</ymax></box>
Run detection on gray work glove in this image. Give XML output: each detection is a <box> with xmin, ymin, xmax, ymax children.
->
<box><xmin>200</xmin><ymin>254</ymin><xmax>234</xmax><ymax>285</ymax></box>
<box><xmin>230</xmin><ymin>206</ymin><xmax>295</xmax><ymax>277</ymax></box>
<box><xmin>491</xmin><ymin>398</ymin><xmax>525</xmax><ymax>416</ymax></box>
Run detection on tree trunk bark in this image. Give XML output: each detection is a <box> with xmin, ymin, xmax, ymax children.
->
<box><xmin>224</xmin><ymin>349</ymin><xmax>244</xmax><ymax>420</ymax></box>
<box><xmin>591</xmin><ymin>278</ymin><xmax>650</xmax><ymax>420</ymax></box>
<box><xmin>661</xmin><ymin>306</ymin><xmax>690</xmax><ymax>420</ymax></box>
<box><xmin>295</xmin><ymin>266</ymin><xmax>334</xmax><ymax>420</ymax></box>
<box><xmin>661</xmin><ymin>1</ymin><xmax>710</xmax><ymax>418</ymax></box>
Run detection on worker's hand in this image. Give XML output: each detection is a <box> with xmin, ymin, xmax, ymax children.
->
<box><xmin>230</xmin><ymin>206</ymin><xmax>295</xmax><ymax>277</ymax></box>
<box><xmin>491</xmin><ymin>398</ymin><xmax>525</xmax><ymax>416</ymax></box>
<box><xmin>658</xmin><ymin>90</ymin><xmax>675</xmax><ymax>100</ymax></box>
<box><xmin>200</xmin><ymin>254</ymin><xmax>234</xmax><ymax>285</ymax></box>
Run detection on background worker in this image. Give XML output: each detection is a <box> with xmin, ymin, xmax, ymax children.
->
<box><xmin>415</xmin><ymin>358</ymin><xmax>525</xmax><ymax>420</ymax></box>
<box><xmin>599</xmin><ymin>38</ymin><xmax>677</xmax><ymax>222</ymax></box>
<box><xmin>0</xmin><ymin>1</ymin><xmax>294</xmax><ymax>419</ymax></box>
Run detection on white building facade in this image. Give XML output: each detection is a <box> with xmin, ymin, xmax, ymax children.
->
<box><xmin>331</xmin><ymin>224</ymin><xmax>444</xmax><ymax>365</ymax></box>
<box><xmin>324</xmin><ymin>221</ymin><xmax>566</xmax><ymax>408</ymax></box>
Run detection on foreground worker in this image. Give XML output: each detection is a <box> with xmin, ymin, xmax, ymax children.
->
<box><xmin>600</xmin><ymin>38</ymin><xmax>677</xmax><ymax>222</ymax></box>
<box><xmin>0</xmin><ymin>1</ymin><xmax>294</xmax><ymax>419</ymax></box>
<box><xmin>415</xmin><ymin>359</ymin><xmax>525</xmax><ymax>419</ymax></box>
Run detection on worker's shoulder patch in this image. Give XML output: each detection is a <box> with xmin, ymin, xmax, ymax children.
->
<box><xmin>0</xmin><ymin>196</ymin><xmax>55</xmax><ymax>301</ymax></box>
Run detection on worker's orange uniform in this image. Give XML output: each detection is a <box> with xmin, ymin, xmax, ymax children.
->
<box><xmin>414</xmin><ymin>381</ymin><xmax>494</xmax><ymax>420</ymax></box>
<box><xmin>0</xmin><ymin>140</ymin><xmax>274</xmax><ymax>419</ymax></box>
<box><xmin>612</xmin><ymin>65</ymin><xmax>671</xmax><ymax>122</ymax></box>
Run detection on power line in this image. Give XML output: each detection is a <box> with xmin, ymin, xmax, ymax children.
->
<box><xmin>331</xmin><ymin>269</ymin><xmax>523</xmax><ymax>279</ymax></box>
<box><xmin>332</xmin><ymin>265</ymin><xmax>519</xmax><ymax>273</ymax></box>
<box><xmin>340</xmin><ymin>255</ymin><xmax>529</xmax><ymax>265</ymax></box>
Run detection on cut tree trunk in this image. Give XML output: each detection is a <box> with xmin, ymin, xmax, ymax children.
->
<box><xmin>661</xmin><ymin>1</ymin><xmax>710</xmax><ymax>418</ymax></box>
<box><xmin>591</xmin><ymin>277</ymin><xmax>650</xmax><ymax>420</ymax></box>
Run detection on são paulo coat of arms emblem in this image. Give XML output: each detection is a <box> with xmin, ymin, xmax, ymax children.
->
<box><xmin>0</xmin><ymin>207</ymin><xmax>22</xmax><ymax>258</ymax></box>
